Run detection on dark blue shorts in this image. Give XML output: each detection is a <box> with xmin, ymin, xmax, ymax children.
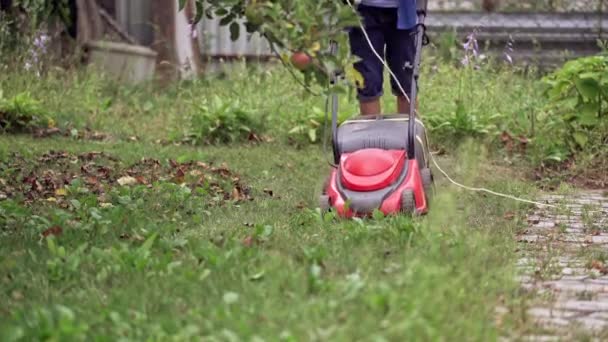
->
<box><xmin>349</xmin><ymin>5</ymin><xmax>416</xmax><ymax>102</ymax></box>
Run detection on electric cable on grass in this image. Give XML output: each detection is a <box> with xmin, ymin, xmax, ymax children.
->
<box><xmin>344</xmin><ymin>0</ymin><xmax>556</xmax><ymax>209</ymax></box>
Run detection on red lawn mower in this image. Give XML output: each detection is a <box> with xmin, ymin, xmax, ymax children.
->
<box><xmin>320</xmin><ymin>1</ymin><xmax>434</xmax><ymax>217</ymax></box>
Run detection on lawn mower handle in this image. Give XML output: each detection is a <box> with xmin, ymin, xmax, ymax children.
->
<box><xmin>407</xmin><ymin>4</ymin><xmax>428</xmax><ymax>160</ymax></box>
<box><xmin>329</xmin><ymin>41</ymin><xmax>340</xmax><ymax>165</ymax></box>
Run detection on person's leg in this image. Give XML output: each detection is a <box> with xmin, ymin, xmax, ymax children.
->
<box><xmin>348</xmin><ymin>5</ymin><xmax>386</xmax><ymax>116</ymax></box>
<box><xmin>360</xmin><ymin>99</ymin><xmax>381</xmax><ymax>116</ymax></box>
<box><xmin>385</xmin><ymin>24</ymin><xmax>417</xmax><ymax>115</ymax></box>
<box><xmin>397</xmin><ymin>95</ymin><xmax>416</xmax><ymax>114</ymax></box>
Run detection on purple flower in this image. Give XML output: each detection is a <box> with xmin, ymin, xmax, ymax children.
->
<box><xmin>33</xmin><ymin>34</ymin><xmax>50</xmax><ymax>51</ymax></box>
<box><xmin>462</xmin><ymin>31</ymin><xmax>479</xmax><ymax>56</ymax></box>
<box><xmin>503</xmin><ymin>35</ymin><xmax>514</xmax><ymax>64</ymax></box>
<box><xmin>461</xmin><ymin>28</ymin><xmax>484</xmax><ymax>67</ymax></box>
<box><xmin>23</xmin><ymin>31</ymin><xmax>51</xmax><ymax>75</ymax></box>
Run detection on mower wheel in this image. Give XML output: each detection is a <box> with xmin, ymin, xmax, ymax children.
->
<box><xmin>321</xmin><ymin>175</ymin><xmax>331</xmax><ymax>195</ymax></box>
<box><xmin>319</xmin><ymin>195</ymin><xmax>331</xmax><ymax>212</ymax></box>
<box><xmin>421</xmin><ymin>168</ymin><xmax>434</xmax><ymax>202</ymax></box>
<box><xmin>400</xmin><ymin>190</ymin><xmax>416</xmax><ymax>214</ymax></box>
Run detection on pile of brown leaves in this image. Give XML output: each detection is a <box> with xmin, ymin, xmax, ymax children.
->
<box><xmin>533</xmin><ymin>158</ymin><xmax>608</xmax><ymax>190</ymax></box>
<box><xmin>0</xmin><ymin>151</ymin><xmax>252</xmax><ymax>206</ymax></box>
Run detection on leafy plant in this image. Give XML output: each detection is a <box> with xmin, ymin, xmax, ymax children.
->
<box><xmin>0</xmin><ymin>91</ymin><xmax>50</xmax><ymax>132</ymax></box>
<box><xmin>46</xmin><ymin>238</ymin><xmax>88</xmax><ymax>283</ymax></box>
<box><xmin>183</xmin><ymin>95</ymin><xmax>265</xmax><ymax>144</ymax></box>
<box><xmin>428</xmin><ymin>100</ymin><xmax>500</xmax><ymax>139</ymax></box>
<box><xmin>540</xmin><ymin>54</ymin><xmax>607</xmax><ymax>160</ymax></box>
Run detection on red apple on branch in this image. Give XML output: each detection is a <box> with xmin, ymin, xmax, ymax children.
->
<box><xmin>290</xmin><ymin>52</ymin><xmax>313</xmax><ymax>71</ymax></box>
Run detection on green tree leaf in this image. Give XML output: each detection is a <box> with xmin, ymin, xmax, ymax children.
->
<box><xmin>229</xmin><ymin>22</ymin><xmax>240</xmax><ymax>41</ymax></box>
<box><xmin>194</xmin><ymin>1</ymin><xmax>205</xmax><ymax>24</ymax></box>
<box><xmin>178</xmin><ymin>0</ymin><xmax>187</xmax><ymax>10</ymax></box>
<box><xmin>308</xmin><ymin>128</ymin><xmax>317</xmax><ymax>143</ymax></box>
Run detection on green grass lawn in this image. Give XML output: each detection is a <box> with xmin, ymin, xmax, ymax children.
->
<box><xmin>0</xmin><ymin>62</ymin><xmax>543</xmax><ymax>340</ymax></box>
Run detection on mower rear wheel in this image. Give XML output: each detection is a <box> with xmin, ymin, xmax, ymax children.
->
<box><xmin>319</xmin><ymin>195</ymin><xmax>331</xmax><ymax>213</ymax></box>
<box><xmin>421</xmin><ymin>168</ymin><xmax>434</xmax><ymax>202</ymax></box>
<box><xmin>400</xmin><ymin>190</ymin><xmax>416</xmax><ymax>215</ymax></box>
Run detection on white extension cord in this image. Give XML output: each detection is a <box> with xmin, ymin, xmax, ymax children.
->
<box><xmin>345</xmin><ymin>1</ymin><xmax>556</xmax><ymax>208</ymax></box>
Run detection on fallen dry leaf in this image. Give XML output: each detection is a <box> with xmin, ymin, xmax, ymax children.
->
<box><xmin>42</xmin><ymin>226</ymin><xmax>63</xmax><ymax>238</ymax></box>
<box><xmin>232</xmin><ymin>188</ymin><xmax>241</xmax><ymax>201</ymax></box>
<box><xmin>88</xmin><ymin>131</ymin><xmax>107</xmax><ymax>141</ymax></box>
<box><xmin>248</xmin><ymin>132</ymin><xmax>261</xmax><ymax>142</ymax></box>
<box><xmin>242</xmin><ymin>235</ymin><xmax>254</xmax><ymax>247</ymax></box>
<box><xmin>117</xmin><ymin>176</ymin><xmax>137</xmax><ymax>186</ymax></box>
<box><xmin>173</xmin><ymin>168</ymin><xmax>186</xmax><ymax>184</ymax></box>
<box><xmin>518</xmin><ymin>136</ymin><xmax>529</xmax><ymax>145</ymax></box>
<box><xmin>590</xmin><ymin>260</ymin><xmax>608</xmax><ymax>275</ymax></box>
<box><xmin>11</xmin><ymin>290</ymin><xmax>24</xmax><ymax>301</ymax></box>
<box><xmin>85</xmin><ymin>176</ymin><xmax>98</xmax><ymax>185</ymax></box>
<box><xmin>134</xmin><ymin>176</ymin><xmax>147</xmax><ymax>185</ymax></box>
<box><xmin>196</xmin><ymin>161</ymin><xmax>210</xmax><ymax>169</ymax></box>
<box><xmin>189</xmin><ymin>169</ymin><xmax>203</xmax><ymax>177</ymax></box>
<box><xmin>33</xmin><ymin>127</ymin><xmax>61</xmax><ymax>138</ymax></box>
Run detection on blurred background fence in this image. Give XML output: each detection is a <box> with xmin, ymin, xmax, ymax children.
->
<box><xmin>196</xmin><ymin>0</ymin><xmax>607</xmax><ymax>69</ymax></box>
<box><xmin>430</xmin><ymin>0</ymin><xmax>604</xmax><ymax>11</ymax></box>
<box><xmin>103</xmin><ymin>0</ymin><xmax>607</xmax><ymax>69</ymax></box>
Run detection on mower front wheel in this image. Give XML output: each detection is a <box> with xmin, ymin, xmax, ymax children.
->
<box><xmin>400</xmin><ymin>190</ymin><xmax>416</xmax><ymax>215</ymax></box>
<box><xmin>319</xmin><ymin>195</ymin><xmax>331</xmax><ymax>213</ymax></box>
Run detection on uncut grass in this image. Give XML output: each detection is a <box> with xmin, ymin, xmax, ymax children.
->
<box><xmin>0</xmin><ymin>57</ymin><xmax>544</xmax><ymax>147</ymax></box>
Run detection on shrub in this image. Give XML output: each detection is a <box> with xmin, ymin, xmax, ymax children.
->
<box><xmin>538</xmin><ymin>53</ymin><xmax>608</xmax><ymax>162</ymax></box>
<box><xmin>183</xmin><ymin>95</ymin><xmax>265</xmax><ymax>145</ymax></box>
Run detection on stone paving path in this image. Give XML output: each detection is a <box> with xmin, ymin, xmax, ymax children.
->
<box><xmin>517</xmin><ymin>190</ymin><xmax>608</xmax><ymax>340</ymax></box>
